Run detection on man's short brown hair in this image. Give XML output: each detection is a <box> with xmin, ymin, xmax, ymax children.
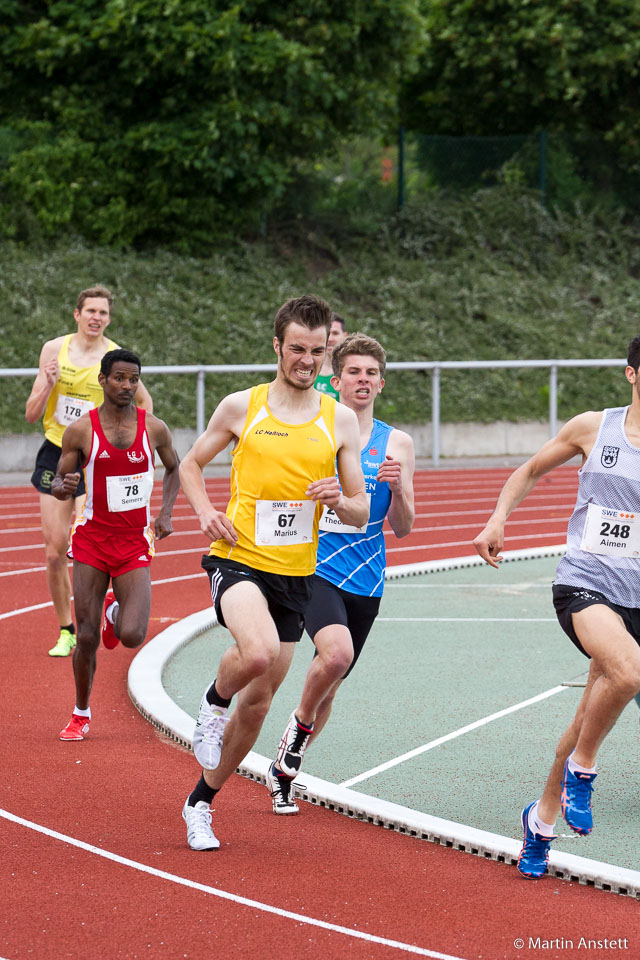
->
<box><xmin>332</xmin><ymin>333</ymin><xmax>387</xmax><ymax>379</ymax></box>
<box><xmin>273</xmin><ymin>295</ymin><xmax>332</xmax><ymax>344</ymax></box>
<box><xmin>76</xmin><ymin>285</ymin><xmax>113</xmax><ymax>311</ymax></box>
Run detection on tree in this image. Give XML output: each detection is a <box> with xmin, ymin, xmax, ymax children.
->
<box><xmin>0</xmin><ymin>0</ymin><xmax>424</xmax><ymax>247</ymax></box>
<box><xmin>402</xmin><ymin>0</ymin><xmax>640</xmax><ymax>166</ymax></box>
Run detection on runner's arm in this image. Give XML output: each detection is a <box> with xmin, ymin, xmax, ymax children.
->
<box><xmin>179</xmin><ymin>393</ymin><xmax>247</xmax><ymax>545</ymax></box>
<box><xmin>473</xmin><ymin>411</ymin><xmax>599</xmax><ymax>568</ymax></box>
<box><xmin>50</xmin><ymin>418</ymin><xmax>91</xmax><ymax>500</ymax></box>
<box><xmin>307</xmin><ymin>404</ymin><xmax>368</xmax><ymax>527</ymax></box>
<box><xmin>135</xmin><ymin>380</ymin><xmax>154</xmax><ymax>412</ymax></box>
<box><xmin>380</xmin><ymin>429</ymin><xmax>416</xmax><ymax>539</ymax></box>
<box><xmin>150</xmin><ymin>420</ymin><xmax>180</xmax><ymax>540</ymax></box>
<box><xmin>25</xmin><ymin>340</ymin><xmax>62</xmax><ymax>423</ymax></box>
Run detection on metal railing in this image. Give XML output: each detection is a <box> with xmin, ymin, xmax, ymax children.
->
<box><xmin>2</xmin><ymin>358</ymin><xmax>626</xmax><ymax>465</ymax></box>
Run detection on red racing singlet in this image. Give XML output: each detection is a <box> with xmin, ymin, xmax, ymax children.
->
<box><xmin>74</xmin><ymin>408</ymin><xmax>155</xmax><ymax>532</ymax></box>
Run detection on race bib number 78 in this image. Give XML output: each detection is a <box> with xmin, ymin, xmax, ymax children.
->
<box><xmin>106</xmin><ymin>472</ymin><xmax>154</xmax><ymax>513</ymax></box>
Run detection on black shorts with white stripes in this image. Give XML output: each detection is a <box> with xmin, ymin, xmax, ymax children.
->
<box><xmin>201</xmin><ymin>555</ymin><xmax>311</xmax><ymax>643</ymax></box>
<box><xmin>552</xmin><ymin>583</ymin><xmax>640</xmax><ymax>658</ymax></box>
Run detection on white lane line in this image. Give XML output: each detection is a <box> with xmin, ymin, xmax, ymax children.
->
<box><xmin>0</xmin><ymin>565</ymin><xmax>47</xmax><ymax>578</ymax></box>
<box><xmin>341</xmin><ymin>685</ymin><xmax>568</xmax><ymax>788</ymax></box>
<box><xmin>0</xmin><ymin>600</ymin><xmax>55</xmax><ymax>619</ymax></box>
<box><xmin>0</xmin><ymin>808</ymin><xmax>466</xmax><ymax>960</ymax></box>
<box><xmin>0</xmin><ymin>542</ymin><xmax>42</xmax><ymax>554</ymax></box>
<box><xmin>385</xmin><ymin>583</ymin><xmax>550</xmax><ymax>588</ymax></box>
<box><xmin>387</xmin><ymin>532</ymin><xmax>567</xmax><ymax>554</ymax></box>
<box><xmin>377</xmin><ymin>617</ymin><xmax>555</xmax><ymax>622</ymax></box>
<box><xmin>0</xmin><ymin>573</ymin><xmax>205</xmax><ymax>620</ymax></box>
<box><xmin>0</xmin><ymin>546</ymin><xmax>208</xmax><ymax>577</ymax></box>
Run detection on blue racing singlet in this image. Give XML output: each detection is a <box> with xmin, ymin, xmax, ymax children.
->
<box><xmin>315</xmin><ymin>418</ymin><xmax>393</xmax><ymax>598</ymax></box>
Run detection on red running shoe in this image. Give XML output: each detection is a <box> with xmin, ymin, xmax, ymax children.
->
<box><xmin>101</xmin><ymin>591</ymin><xmax>119</xmax><ymax>649</ymax></box>
<box><xmin>60</xmin><ymin>714</ymin><xmax>90</xmax><ymax>741</ymax></box>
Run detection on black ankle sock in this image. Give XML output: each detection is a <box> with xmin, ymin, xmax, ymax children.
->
<box><xmin>188</xmin><ymin>774</ymin><xmax>219</xmax><ymax>807</ymax></box>
<box><xmin>295</xmin><ymin>715</ymin><xmax>314</xmax><ymax>732</ymax></box>
<box><xmin>274</xmin><ymin>764</ymin><xmax>294</xmax><ymax>782</ymax></box>
<box><xmin>63</xmin><ymin>623</ymin><xmax>75</xmax><ymax>635</ymax></box>
<box><xmin>206</xmin><ymin>679</ymin><xmax>232</xmax><ymax>709</ymax></box>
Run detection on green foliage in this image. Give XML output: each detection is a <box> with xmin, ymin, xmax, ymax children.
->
<box><xmin>403</xmin><ymin>0</ymin><xmax>640</xmax><ymax>187</ymax></box>
<box><xmin>0</xmin><ymin>1</ymin><xmax>423</xmax><ymax>248</ymax></box>
<box><xmin>3</xmin><ymin>190</ymin><xmax>640</xmax><ymax>434</ymax></box>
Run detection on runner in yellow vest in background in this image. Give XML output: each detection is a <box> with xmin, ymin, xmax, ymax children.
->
<box><xmin>25</xmin><ymin>286</ymin><xmax>153</xmax><ymax>657</ymax></box>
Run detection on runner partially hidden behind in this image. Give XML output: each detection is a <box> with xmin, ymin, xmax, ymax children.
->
<box><xmin>267</xmin><ymin>333</ymin><xmax>416</xmax><ymax>814</ymax></box>
<box><xmin>51</xmin><ymin>349</ymin><xmax>180</xmax><ymax>742</ymax></box>
<box><xmin>25</xmin><ymin>286</ymin><xmax>153</xmax><ymax>658</ymax></box>
<box><xmin>473</xmin><ymin>334</ymin><xmax>640</xmax><ymax>879</ymax></box>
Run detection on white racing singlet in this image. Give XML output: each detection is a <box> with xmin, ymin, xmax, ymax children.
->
<box><xmin>554</xmin><ymin>406</ymin><xmax>640</xmax><ymax>607</ymax></box>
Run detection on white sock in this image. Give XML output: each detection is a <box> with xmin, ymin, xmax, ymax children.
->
<box><xmin>528</xmin><ymin>801</ymin><xmax>556</xmax><ymax>836</ymax></box>
<box><xmin>73</xmin><ymin>706</ymin><xmax>91</xmax><ymax>719</ymax></box>
<box><xmin>106</xmin><ymin>601</ymin><xmax>119</xmax><ymax>624</ymax></box>
<box><xmin>567</xmin><ymin>751</ymin><xmax>597</xmax><ymax>776</ymax></box>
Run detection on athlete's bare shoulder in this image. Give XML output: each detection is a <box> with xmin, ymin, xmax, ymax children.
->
<box><xmin>333</xmin><ymin>400</ymin><xmax>359</xmax><ymax>446</ymax></box>
<box><xmin>218</xmin><ymin>387</ymin><xmax>253</xmax><ymax>415</ymax></box>
<box><xmin>144</xmin><ymin>411</ymin><xmax>172</xmax><ymax>443</ymax></box>
<box><xmin>38</xmin><ymin>335</ymin><xmax>67</xmax><ymax>364</ymax></box>
<box><xmin>561</xmin><ymin>410</ymin><xmax>603</xmax><ymax>446</ymax></box>
<box><xmin>387</xmin><ymin>427</ymin><xmax>415</xmax><ymax>457</ymax></box>
<box><xmin>60</xmin><ymin>410</ymin><xmax>93</xmax><ymax>452</ymax></box>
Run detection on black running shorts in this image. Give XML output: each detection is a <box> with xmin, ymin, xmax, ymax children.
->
<box><xmin>552</xmin><ymin>583</ymin><xmax>640</xmax><ymax>658</ymax></box>
<box><xmin>304</xmin><ymin>574</ymin><xmax>381</xmax><ymax>679</ymax></box>
<box><xmin>31</xmin><ymin>438</ymin><xmax>86</xmax><ymax>497</ymax></box>
<box><xmin>201</xmin><ymin>555</ymin><xmax>310</xmax><ymax>643</ymax></box>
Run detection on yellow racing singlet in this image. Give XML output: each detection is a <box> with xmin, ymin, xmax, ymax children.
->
<box><xmin>43</xmin><ymin>334</ymin><xmax>119</xmax><ymax>447</ymax></box>
<box><xmin>210</xmin><ymin>383</ymin><xmax>337</xmax><ymax>576</ymax></box>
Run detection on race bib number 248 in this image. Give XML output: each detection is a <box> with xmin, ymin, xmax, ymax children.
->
<box><xmin>580</xmin><ymin>503</ymin><xmax>640</xmax><ymax>558</ymax></box>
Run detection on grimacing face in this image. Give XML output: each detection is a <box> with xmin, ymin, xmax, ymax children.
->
<box><xmin>274</xmin><ymin>322</ymin><xmax>328</xmax><ymax>391</ymax></box>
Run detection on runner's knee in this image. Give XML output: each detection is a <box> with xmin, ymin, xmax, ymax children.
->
<box><xmin>119</xmin><ymin>625</ymin><xmax>147</xmax><ymax>649</ymax></box>
<box><xmin>75</xmin><ymin>628</ymin><xmax>100</xmax><ymax>653</ymax></box>
<box><xmin>44</xmin><ymin>544</ymin><xmax>69</xmax><ymax>570</ymax></box>
<box><xmin>243</xmin><ymin>646</ymin><xmax>279</xmax><ymax>679</ymax></box>
<box><xmin>319</xmin><ymin>645</ymin><xmax>353</xmax><ymax>678</ymax></box>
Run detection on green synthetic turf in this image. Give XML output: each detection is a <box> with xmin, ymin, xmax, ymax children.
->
<box><xmin>164</xmin><ymin>556</ymin><xmax>640</xmax><ymax>870</ymax></box>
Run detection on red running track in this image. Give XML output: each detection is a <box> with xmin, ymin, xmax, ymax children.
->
<box><xmin>1</xmin><ymin>468</ymin><xmax>638</xmax><ymax>960</ymax></box>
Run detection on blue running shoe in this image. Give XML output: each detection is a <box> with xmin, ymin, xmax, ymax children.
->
<box><xmin>517</xmin><ymin>802</ymin><xmax>557</xmax><ymax>879</ymax></box>
<box><xmin>561</xmin><ymin>761</ymin><xmax>596</xmax><ymax>835</ymax></box>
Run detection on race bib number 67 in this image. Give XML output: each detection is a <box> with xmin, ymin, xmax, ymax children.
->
<box><xmin>580</xmin><ymin>503</ymin><xmax>640</xmax><ymax>558</ymax></box>
<box><xmin>255</xmin><ymin>500</ymin><xmax>315</xmax><ymax>546</ymax></box>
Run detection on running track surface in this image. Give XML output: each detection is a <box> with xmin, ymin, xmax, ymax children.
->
<box><xmin>2</xmin><ymin>467</ymin><xmax>638</xmax><ymax>960</ymax></box>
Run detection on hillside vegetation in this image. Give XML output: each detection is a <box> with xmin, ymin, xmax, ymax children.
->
<box><xmin>3</xmin><ymin>189</ymin><xmax>639</xmax><ymax>434</ymax></box>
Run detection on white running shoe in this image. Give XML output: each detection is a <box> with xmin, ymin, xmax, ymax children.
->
<box><xmin>182</xmin><ymin>800</ymin><xmax>220</xmax><ymax>851</ymax></box>
<box><xmin>276</xmin><ymin>711</ymin><xmax>313</xmax><ymax>778</ymax></box>
<box><xmin>266</xmin><ymin>762</ymin><xmax>299</xmax><ymax>815</ymax></box>
<box><xmin>193</xmin><ymin>694</ymin><xmax>230</xmax><ymax>770</ymax></box>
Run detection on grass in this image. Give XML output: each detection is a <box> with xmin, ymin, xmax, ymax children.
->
<box><xmin>2</xmin><ymin>187</ymin><xmax>639</xmax><ymax>435</ymax></box>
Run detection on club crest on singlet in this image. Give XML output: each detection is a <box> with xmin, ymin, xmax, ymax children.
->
<box><xmin>601</xmin><ymin>445</ymin><xmax>619</xmax><ymax>468</ymax></box>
